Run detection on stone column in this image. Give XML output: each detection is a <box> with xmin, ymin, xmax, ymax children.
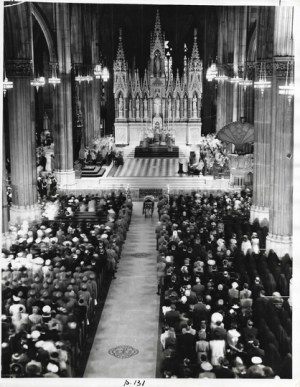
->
<box><xmin>80</xmin><ymin>80</ymin><xmax>94</xmax><ymax>146</ymax></box>
<box><xmin>266</xmin><ymin>61</ymin><xmax>293</xmax><ymax>258</ymax></box>
<box><xmin>250</xmin><ymin>78</ymin><xmax>272</xmax><ymax>226</ymax></box>
<box><xmin>54</xmin><ymin>3</ymin><xmax>75</xmax><ymax>189</ymax></box>
<box><xmin>265</xmin><ymin>6</ymin><xmax>293</xmax><ymax>258</ymax></box>
<box><xmin>6</xmin><ymin>60</ymin><xmax>40</xmax><ymax>224</ymax></box>
<box><xmin>2</xmin><ymin>129</ymin><xmax>9</xmax><ymax>234</ymax></box>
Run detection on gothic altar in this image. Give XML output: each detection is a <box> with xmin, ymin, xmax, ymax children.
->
<box><xmin>113</xmin><ymin>10</ymin><xmax>203</xmax><ymax>146</ymax></box>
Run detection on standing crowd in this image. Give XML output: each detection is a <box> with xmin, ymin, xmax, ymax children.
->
<box><xmin>156</xmin><ymin>190</ymin><xmax>292</xmax><ymax>378</ymax></box>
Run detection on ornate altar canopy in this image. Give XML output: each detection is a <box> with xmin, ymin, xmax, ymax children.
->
<box><xmin>113</xmin><ymin>10</ymin><xmax>203</xmax><ymax>146</ymax></box>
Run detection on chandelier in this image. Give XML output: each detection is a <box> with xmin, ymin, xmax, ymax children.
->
<box><xmin>239</xmin><ymin>77</ymin><xmax>253</xmax><ymax>90</ymax></box>
<box><xmin>206</xmin><ymin>60</ymin><xmax>218</xmax><ymax>82</ymax></box>
<box><xmin>30</xmin><ymin>76</ymin><xmax>46</xmax><ymax>91</ymax></box>
<box><xmin>3</xmin><ymin>75</ymin><xmax>13</xmax><ymax>96</ymax></box>
<box><xmin>215</xmin><ymin>67</ymin><xmax>228</xmax><ymax>83</ymax></box>
<box><xmin>85</xmin><ymin>74</ymin><xmax>94</xmax><ymax>83</ymax></box>
<box><xmin>94</xmin><ymin>63</ymin><xmax>103</xmax><ymax>79</ymax></box>
<box><xmin>75</xmin><ymin>69</ymin><xmax>86</xmax><ymax>84</ymax></box>
<box><xmin>230</xmin><ymin>74</ymin><xmax>242</xmax><ymax>84</ymax></box>
<box><xmin>254</xmin><ymin>62</ymin><xmax>271</xmax><ymax>95</ymax></box>
<box><xmin>278</xmin><ymin>60</ymin><xmax>294</xmax><ymax>104</ymax></box>
<box><xmin>48</xmin><ymin>63</ymin><xmax>61</xmax><ymax>88</ymax></box>
<box><xmin>102</xmin><ymin>66</ymin><xmax>110</xmax><ymax>82</ymax></box>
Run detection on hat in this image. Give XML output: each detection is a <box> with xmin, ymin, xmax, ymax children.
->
<box><xmin>34</xmin><ymin>257</ymin><xmax>44</xmax><ymax>265</ymax></box>
<box><xmin>46</xmin><ymin>363</ymin><xmax>59</xmax><ymax>373</ymax></box>
<box><xmin>232</xmin><ymin>282</ymin><xmax>239</xmax><ymax>289</ymax></box>
<box><xmin>251</xmin><ymin>356</ymin><xmax>262</xmax><ymax>365</ymax></box>
<box><xmin>201</xmin><ymin>361</ymin><xmax>213</xmax><ymax>371</ymax></box>
<box><xmin>42</xmin><ymin>305</ymin><xmax>51</xmax><ymax>314</ymax></box>
<box><xmin>31</xmin><ymin>330</ymin><xmax>41</xmax><ymax>340</ymax></box>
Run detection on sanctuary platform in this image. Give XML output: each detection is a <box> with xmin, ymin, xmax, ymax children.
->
<box><xmin>81</xmin><ymin>165</ymin><xmax>106</xmax><ymax>178</ymax></box>
<box><xmin>134</xmin><ymin>144</ymin><xmax>179</xmax><ymax>158</ymax></box>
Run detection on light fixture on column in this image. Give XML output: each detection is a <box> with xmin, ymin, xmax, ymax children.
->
<box><xmin>30</xmin><ymin>74</ymin><xmax>46</xmax><ymax>91</ymax></box>
<box><xmin>75</xmin><ymin>66</ymin><xmax>86</xmax><ymax>84</ymax></box>
<box><xmin>49</xmin><ymin>63</ymin><xmax>61</xmax><ymax>88</ymax></box>
<box><xmin>239</xmin><ymin>60</ymin><xmax>253</xmax><ymax>90</ymax></box>
<box><xmin>94</xmin><ymin>63</ymin><xmax>103</xmax><ymax>79</ymax></box>
<box><xmin>254</xmin><ymin>61</ymin><xmax>271</xmax><ymax>96</ymax></box>
<box><xmin>85</xmin><ymin>70</ymin><xmax>94</xmax><ymax>83</ymax></box>
<box><xmin>215</xmin><ymin>70</ymin><xmax>228</xmax><ymax>83</ymax></box>
<box><xmin>239</xmin><ymin>76</ymin><xmax>253</xmax><ymax>90</ymax></box>
<box><xmin>102</xmin><ymin>66</ymin><xmax>110</xmax><ymax>82</ymax></box>
<box><xmin>206</xmin><ymin>57</ymin><xmax>218</xmax><ymax>82</ymax></box>
<box><xmin>230</xmin><ymin>73</ymin><xmax>242</xmax><ymax>84</ymax></box>
<box><xmin>278</xmin><ymin>60</ymin><xmax>294</xmax><ymax>104</ymax></box>
<box><xmin>3</xmin><ymin>73</ymin><xmax>13</xmax><ymax>96</ymax></box>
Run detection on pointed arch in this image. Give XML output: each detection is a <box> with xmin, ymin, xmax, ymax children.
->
<box><xmin>31</xmin><ymin>3</ymin><xmax>57</xmax><ymax>63</ymax></box>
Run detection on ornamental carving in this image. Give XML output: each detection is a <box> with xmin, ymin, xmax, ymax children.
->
<box><xmin>217</xmin><ymin>118</ymin><xmax>254</xmax><ymax>152</ymax></box>
<box><xmin>6</xmin><ymin>59</ymin><xmax>32</xmax><ymax>77</ymax></box>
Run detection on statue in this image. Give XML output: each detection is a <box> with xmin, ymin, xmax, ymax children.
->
<box><xmin>154</xmin><ymin>97</ymin><xmax>160</xmax><ymax>116</ymax></box>
<box><xmin>192</xmin><ymin>95</ymin><xmax>197</xmax><ymax>118</ymax></box>
<box><xmin>168</xmin><ymin>98</ymin><xmax>172</xmax><ymax>118</ymax></box>
<box><xmin>184</xmin><ymin>96</ymin><xmax>187</xmax><ymax>117</ymax></box>
<box><xmin>176</xmin><ymin>98</ymin><xmax>180</xmax><ymax>119</ymax></box>
<box><xmin>136</xmin><ymin>96</ymin><xmax>140</xmax><ymax>118</ymax></box>
<box><xmin>129</xmin><ymin>99</ymin><xmax>132</xmax><ymax>118</ymax></box>
<box><xmin>43</xmin><ymin>112</ymin><xmax>50</xmax><ymax>132</ymax></box>
<box><xmin>118</xmin><ymin>95</ymin><xmax>124</xmax><ymax>117</ymax></box>
<box><xmin>143</xmin><ymin>98</ymin><xmax>148</xmax><ymax>118</ymax></box>
<box><xmin>154</xmin><ymin>52</ymin><xmax>161</xmax><ymax>77</ymax></box>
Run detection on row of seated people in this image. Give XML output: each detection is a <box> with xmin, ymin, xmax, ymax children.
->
<box><xmin>40</xmin><ymin>192</ymin><xmax>128</xmax><ymax>221</ymax></box>
<box><xmin>78</xmin><ymin>148</ymin><xmax>123</xmax><ymax>167</ymax></box>
<box><xmin>155</xmin><ymin>191</ymin><xmax>292</xmax><ymax>378</ymax></box>
<box><xmin>1</xmin><ymin>191</ymin><xmax>132</xmax><ymax>377</ymax></box>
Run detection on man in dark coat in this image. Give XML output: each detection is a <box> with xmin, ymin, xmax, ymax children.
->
<box><xmin>177</xmin><ymin>326</ymin><xmax>197</xmax><ymax>362</ymax></box>
<box><xmin>165</xmin><ymin>304</ymin><xmax>181</xmax><ymax>333</ymax></box>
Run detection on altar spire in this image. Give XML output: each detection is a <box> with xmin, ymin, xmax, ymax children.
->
<box><xmin>114</xmin><ymin>28</ymin><xmax>127</xmax><ymax>72</ymax></box>
<box><xmin>189</xmin><ymin>28</ymin><xmax>202</xmax><ymax>71</ymax></box>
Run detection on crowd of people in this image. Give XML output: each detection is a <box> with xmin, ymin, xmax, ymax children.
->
<box><xmin>155</xmin><ymin>190</ymin><xmax>292</xmax><ymax>378</ymax></box>
<box><xmin>188</xmin><ymin>134</ymin><xmax>230</xmax><ymax>176</ymax></box>
<box><xmin>1</xmin><ymin>191</ymin><xmax>132</xmax><ymax>377</ymax></box>
<box><xmin>77</xmin><ymin>135</ymin><xmax>124</xmax><ymax>168</ymax></box>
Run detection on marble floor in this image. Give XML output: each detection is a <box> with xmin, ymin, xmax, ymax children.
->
<box><xmin>84</xmin><ymin>202</ymin><xmax>160</xmax><ymax>378</ymax></box>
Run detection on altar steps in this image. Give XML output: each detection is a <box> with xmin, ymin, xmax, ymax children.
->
<box><xmin>97</xmin><ymin>176</ymin><xmax>230</xmax><ymax>193</ymax></box>
<box><xmin>124</xmin><ymin>146</ymin><xmax>187</xmax><ymax>159</ymax></box>
<box><xmin>81</xmin><ymin>166</ymin><xmax>106</xmax><ymax>178</ymax></box>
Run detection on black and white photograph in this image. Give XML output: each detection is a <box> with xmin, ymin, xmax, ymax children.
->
<box><xmin>1</xmin><ymin>0</ymin><xmax>299</xmax><ymax>384</ymax></box>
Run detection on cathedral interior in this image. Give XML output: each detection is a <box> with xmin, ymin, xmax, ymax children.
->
<box><xmin>1</xmin><ymin>1</ymin><xmax>298</xmax><ymax>382</ymax></box>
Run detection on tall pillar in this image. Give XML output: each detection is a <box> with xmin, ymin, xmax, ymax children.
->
<box><xmin>2</xmin><ymin>129</ymin><xmax>9</xmax><ymax>233</ymax></box>
<box><xmin>250</xmin><ymin>78</ymin><xmax>272</xmax><ymax>225</ymax></box>
<box><xmin>54</xmin><ymin>3</ymin><xmax>75</xmax><ymax>189</ymax></box>
<box><xmin>265</xmin><ymin>6</ymin><xmax>294</xmax><ymax>258</ymax></box>
<box><xmin>80</xmin><ymin>80</ymin><xmax>94</xmax><ymax>146</ymax></box>
<box><xmin>6</xmin><ymin>61</ymin><xmax>40</xmax><ymax>224</ymax></box>
<box><xmin>91</xmin><ymin>78</ymin><xmax>101</xmax><ymax>139</ymax></box>
<box><xmin>266</xmin><ymin>61</ymin><xmax>293</xmax><ymax>258</ymax></box>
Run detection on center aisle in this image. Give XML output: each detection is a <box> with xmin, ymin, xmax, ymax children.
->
<box><xmin>84</xmin><ymin>201</ymin><xmax>160</xmax><ymax>378</ymax></box>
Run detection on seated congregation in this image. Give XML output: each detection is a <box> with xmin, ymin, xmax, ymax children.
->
<box><xmin>1</xmin><ymin>191</ymin><xmax>132</xmax><ymax>377</ymax></box>
<box><xmin>155</xmin><ymin>191</ymin><xmax>292</xmax><ymax>379</ymax></box>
